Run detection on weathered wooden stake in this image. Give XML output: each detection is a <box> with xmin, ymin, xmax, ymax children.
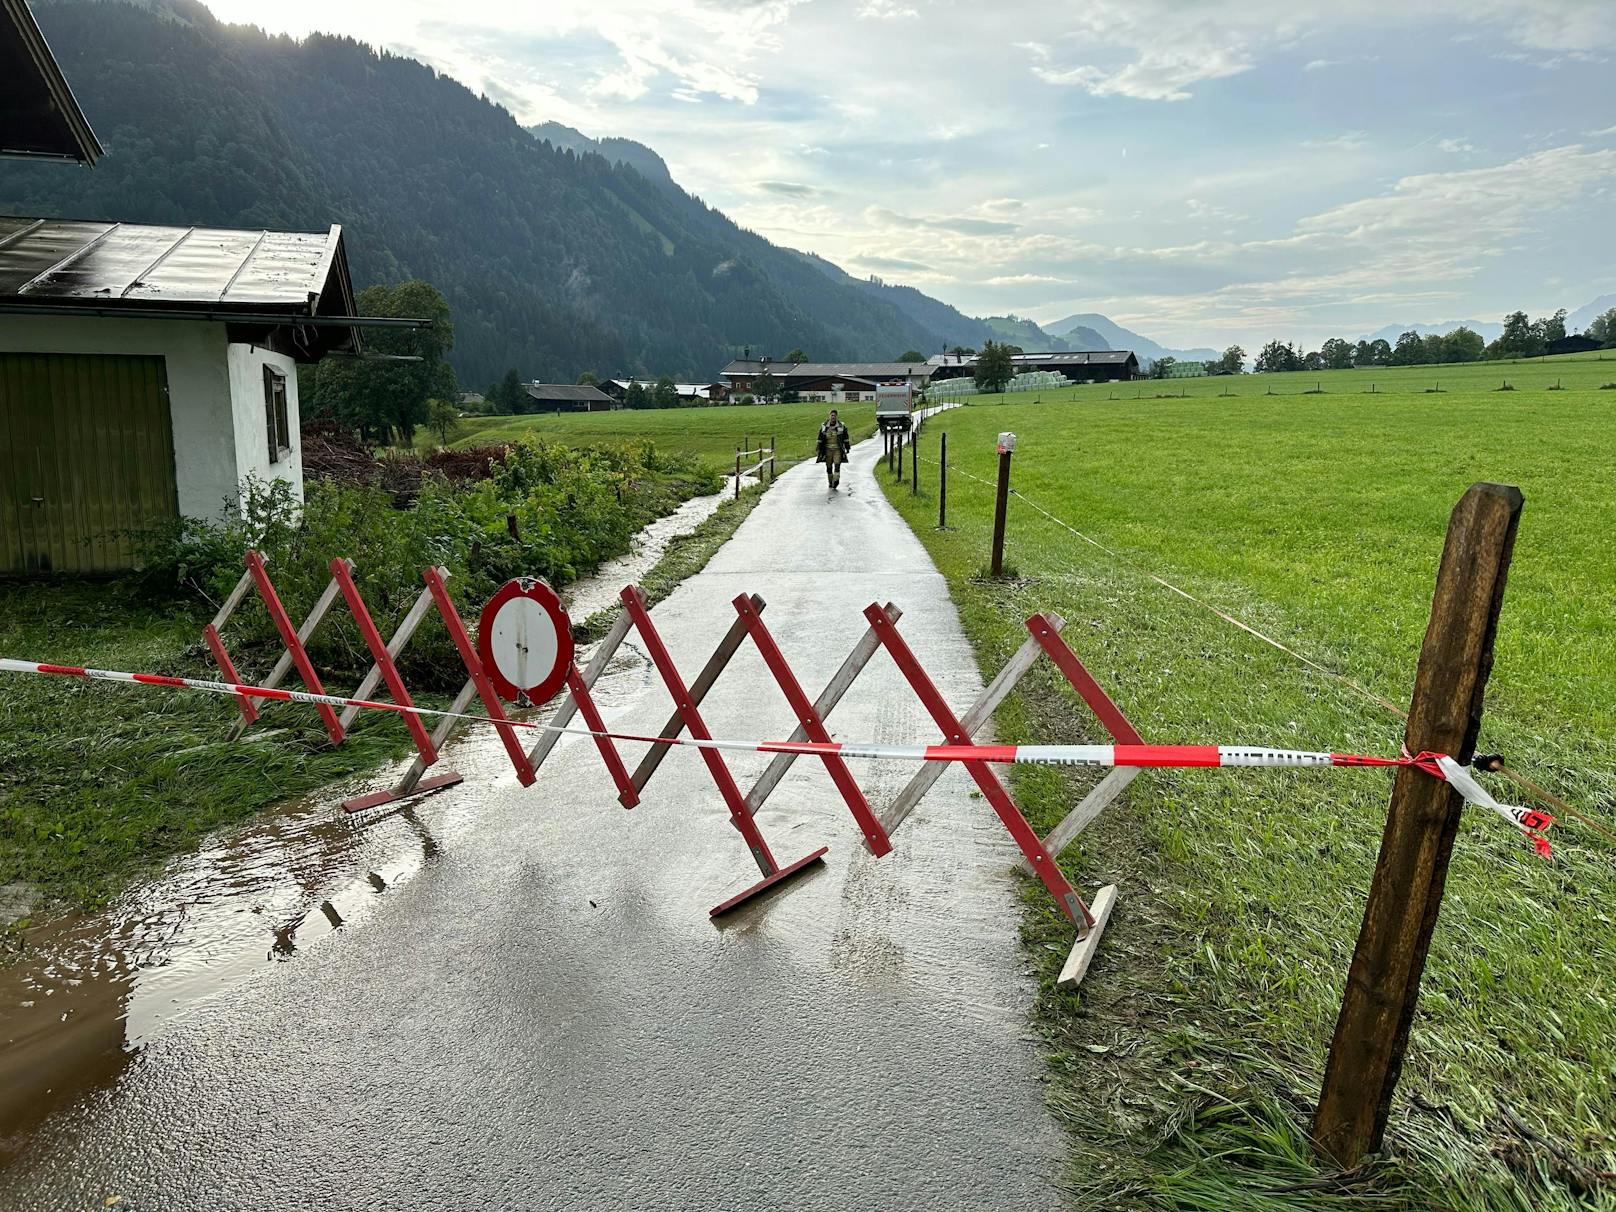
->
<box><xmin>896</xmin><ymin>428</ymin><xmax>904</xmax><ymax>479</ymax></box>
<box><xmin>989</xmin><ymin>432</ymin><xmax>1015</xmax><ymax>576</ymax></box>
<box><xmin>938</xmin><ymin>431</ymin><xmax>947</xmax><ymax>528</ymax></box>
<box><xmin>733</xmin><ymin>448</ymin><xmax>741</xmax><ymax>500</ymax></box>
<box><xmin>911</xmin><ymin>427</ymin><xmax>919</xmax><ymax>493</ymax></box>
<box><xmin>1312</xmin><ymin>481</ymin><xmax>1524</xmax><ymax>1167</ymax></box>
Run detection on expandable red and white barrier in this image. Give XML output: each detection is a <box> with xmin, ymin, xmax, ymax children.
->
<box><xmin>11</xmin><ymin>558</ymin><xmax>1557</xmax><ymax>985</ymax></box>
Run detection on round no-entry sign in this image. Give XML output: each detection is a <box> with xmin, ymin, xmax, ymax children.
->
<box><xmin>477</xmin><ymin>578</ymin><xmax>574</xmax><ymax>705</ymax></box>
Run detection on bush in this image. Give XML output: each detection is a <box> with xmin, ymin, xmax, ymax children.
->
<box><xmin>131</xmin><ymin>436</ymin><xmax>721</xmax><ymax>689</ymax></box>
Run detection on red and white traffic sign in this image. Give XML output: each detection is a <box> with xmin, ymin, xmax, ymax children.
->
<box><xmin>477</xmin><ymin>578</ymin><xmax>574</xmax><ymax>705</ymax></box>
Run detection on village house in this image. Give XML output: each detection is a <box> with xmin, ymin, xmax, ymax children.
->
<box><xmin>0</xmin><ymin>218</ymin><xmax>368</xmax><ymax>574</ymax></box>
<box><xmin>524</xmin><ymin>382</ymin><xmax>619</xmax><ymax>412</ymax></box>
<box><xmin>717</xmin><ymin>359</ymin><xmax>934</xmax><ymax>401</ymax></box>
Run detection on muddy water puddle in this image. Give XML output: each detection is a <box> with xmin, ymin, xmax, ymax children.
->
<box><xmin>0</xmin><ymin>489</ymin><xmax>723</xmax><ymax>1161</ymax></box>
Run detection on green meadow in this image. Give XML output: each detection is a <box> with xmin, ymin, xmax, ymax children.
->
<box><xmin>880</xmin><ymin>353</ymin><xmax>1615</xmax><ymax>1208</ymax></box>
<box><xmin>436</xmin><ymin>400</ymin><xmax>877</xmax><ymax>471</ymax></box>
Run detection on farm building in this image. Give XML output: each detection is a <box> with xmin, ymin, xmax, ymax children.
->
<box><xmin>927</xmin><ymin>350</ymin><xmax>1141</xmax><ymax>383</ymax></box>
<box><xmin>1545</xmin><ymin>334</ymin><xmax>1604</xmax><ymax>356</ymax></box>
<box><xmin>718</xmin><ymin>359</ymin><xmax>934</xmax><ymax>397</ymax></box>
<box><xmin>524</xmin><ymin>383</ymin><xmax>619</xmax><ymax>412</ymax></box>
<box><xmin>0</xmin><ymin>217</ymin><xmax>368</xmax><ymax>575</ymax></box>
<box><xmin>599</xmin><ymin>378</ymin><xmax>725</xmax><ymax>404</ymax></box>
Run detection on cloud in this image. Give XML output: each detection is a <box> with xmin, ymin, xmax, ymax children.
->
<box><xmin>866</xmin><ymin>206</ymin><xmax>1021</xmax><ymax>235</ymax></box>
<box><xmin>1021</xmin><ymin>0</ymin><xmax>1616</xmax><ymax>103</ymax></box>
<box><xmin>1303</xmin><ymin>58</ymin><xmax>1338</xmax><ymax>70</ymax></box>
<box><xmin>1437</xmin><ymin>137</ymin><xmax>1477</xmax><ymax>154</ymax></box>
<box><xmin>1588</xmin><ymin>124</ymin><xmax>1616</xmax><ymax>137</ymax></box>
<box><xmin>1302</xmin><ymin>131</ymin><xmax>1370</xmax><ymax>151</ymax></box>
<box><xmin>983</xmin><ymin>273</ymin><xmax>1075</xmax><ymax>286</ymax></box>
<box><xmin>857</xmin><ymin>0</ymin><xmax>918</xmax><ymax>17</ymax></box>
<box><xmin>857</xmin><ymin>254</ymin><xmax>934</xmax><ymax>272</ymax></box>
<box><xmin>757</xmin><ymin>180</ymin><xmax>820</xmax><ymax>196</ymax></box>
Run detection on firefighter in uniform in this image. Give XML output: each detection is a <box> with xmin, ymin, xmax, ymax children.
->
<box><xmin>816</xmin><ymin>408</ymin><xmax>851</xmax><ymax>489</ymax></box>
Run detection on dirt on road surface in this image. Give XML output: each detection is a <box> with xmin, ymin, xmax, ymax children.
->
<box><xmin>1</xmin><ymin>429</ymin><xmax>1065</xmax><ymax>1210</ymax></box>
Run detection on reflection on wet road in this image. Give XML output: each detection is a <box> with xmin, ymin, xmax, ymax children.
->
<box><xmin>0</xmin><ymin>489</ymin><xmax>722</xmax><ymax>1164</ymax></box>
<box><xmin>2</xmin><ymin>427</ymin><xmax>1061</xmax><ymax>1210</ymax></box>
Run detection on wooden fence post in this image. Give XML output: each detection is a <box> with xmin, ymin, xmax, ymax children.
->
<box><xmin>1312</xmin><ymin>481</ymin><xmax>1524</xmax><ymax>1167</ymax></box>
<box><xmin>990</xmin><ymin>432</ymin><xmax>1015</xmax><ymax>576</ymax></box>
<box><xmin>734</xmin><ymin>448</ymin><xmax>741</xmax><ymax>500</ymax></box>
<box><xmin>938</xmin><ymin>431</ymin><xmax>947</xmax><ymax>528</ymax></box>
<box><xmin>896</xmin><ymin>428</ymin><xmax>904</xmax><ymax>479</ymax></box>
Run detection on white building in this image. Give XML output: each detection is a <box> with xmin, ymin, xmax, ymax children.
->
<box><xmin>0</xmin><ymin>218</ymin><xmax>366</xmax><ymax>574</ymax></box>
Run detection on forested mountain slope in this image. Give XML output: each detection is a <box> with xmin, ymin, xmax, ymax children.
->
<box><xmin>3</xmin><ymin>0</ymin><xmax>987</xmax><ymax>383</ymax></box>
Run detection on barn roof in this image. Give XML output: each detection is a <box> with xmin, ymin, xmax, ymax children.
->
<box><xmin>526</xmin><ymin>383</ymin><xmax>616</xmax><ymax>403</ymax></box>
<box><xmin>0</xmin><ymin>0</ymin><xmax>102</xmax><ymax>165</ymax></box>
<box><xmin>0</xmin><ymin>217</ymin><xmax>364</xmax><ymax>358</ymax></box>
<box><xmin>719</xmin><ymin>359</ymin><xmax>932</xmax><ymax>379</ymax></box>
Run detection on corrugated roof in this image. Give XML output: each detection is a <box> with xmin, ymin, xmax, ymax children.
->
<box><xmin>0</xmin><ymin>217</ymin><xmax>347</xmax><ymax>308</ymax></box>
<box><xmin>1</xmin><ymin>0</ymin><xmax>102</xmax><ymax>164</ymax></box>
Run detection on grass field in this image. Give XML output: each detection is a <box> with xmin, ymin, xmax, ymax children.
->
<box><xmin>434</xmin><ymin>400</ymin><xmax>878</xmax><ymax>469</ymax></box>
<box><xmin>880</xmin><ymin>353</ymin><xmax>1615</xmax><ymax>1208</ymax></box>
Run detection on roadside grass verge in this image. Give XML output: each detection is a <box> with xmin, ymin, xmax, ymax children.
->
<box><xmin>0</xmin><ymin>437</ymin><xmax>735</xmax><ymax>928</ymax></box>
<box><xmin>432</xmin><ymin>400</ymin><xmax>877</xmax><ymax>470</ymax></box>
<box><xmin>879</xmin><ymin>393</ymin><xmax>1616</xmax><ymax>1208</ymax></box>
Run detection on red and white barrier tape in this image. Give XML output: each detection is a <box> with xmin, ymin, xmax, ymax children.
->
<box><xmin>0</xmin><ymin>658</ymin><xmax>1552</xmax><ymax>853</ymax></box>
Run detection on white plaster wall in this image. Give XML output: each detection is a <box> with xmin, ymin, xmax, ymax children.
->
<box><xmin>0</xmin><ymin>314</ymin><xmax>243</xmax><ymax>519</ymax></box>
<box><xmin>226</xmin><ymin>342</ymin><xmax>304</xmax><ymax>505</ymax></box>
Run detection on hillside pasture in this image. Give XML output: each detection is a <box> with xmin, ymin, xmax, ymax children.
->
<box><xmin>880</xmin><ymin>366</ymin><xmax>1615</xmax><ymax>1208</ymax></box>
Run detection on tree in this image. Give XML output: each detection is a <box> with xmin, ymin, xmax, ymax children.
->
<box><xmin>975</xmin><ymin>340</ymin><xmax>1015</xmax><ymax>392</ymax></box>
<box><xmin>1587</xmin><ymin>307</ymin><xmax>1616</xmax><ymax>346</ymax></box>
<box><xmin>1444</xmin><ymin>326</ymin><xmax>1484</xmax><ymax>363</ymax></box>
<box><xmin>896</xmin><ymin>349</ymin><xmax>924</xmax><ymax>363</ymax></box>
<box><xmin>1254</xmin><ymin>340</ymin><xmax>1299</xmax><ymax>373</ymax></box>
<box><xmin>1301</xmin><ymin>350</ymin><xmax>1324</xmax><ymax>372</ymax></box>
<box><xmin>1213</xmin><ymin>345</ymin><xmax>1245</xmax><ymax>374</ymax></box>
<box><xmin>424</xmin><ymin>397</ymin><xmax>461</xmax><ymax>447</ymax></box>
<box><xmin>576</xmin><ymin>370</ymin><xmax>598</xmax><ymax>385</ymax></box>
<box><xmin>1320</xmin><ymin>337</ymin><xmax>1354</xmax><ymax>370</ymax></box>
<box><xmin>1534</xmin><ymin>308</ymin><xmax>1567</xmax><ymax>347</ymax></box>
<box><xmin>1150</xmin><ymin>356</ymin><xmax>1177</xmax><ymax>380</ymax></box>
<box><xmin>751</xmin><ymin>370</ymin><xmax>781</xmax><ymax>402</ymax></box>
<box><xmin>1365</xmin><ymin>338</ymin><xmax>1392</xmax><ymax>366</ymax></box>
<box><xmin>949</xmin><ymin>345</ymin><xmax>977</xmax><ymax>357</ymax></box>
<box><xmin>625</xmin><ymin>380</ymin><xmax>649</xmax><ymax>409</ymax></box>
<box><xmin>486</xmin><ymin>368</ymin><xmax>525</xmax><ymax>414</ymax></box>
<box><xmin>1487</xmin><ymin>311</ymin><xmax>1536</xmax><ymax>359</ymax></box>
<box><xmin>785</xmin><ymin>348</ymin><xmax>809</xmax><ymax>364</ymax></box>
<box><xmin>305</xmin><ymin>280</ymin><xmax>456</xmax><ymax>443</ymax></box>
<box><xmin>653</xmin><ymin>375</ymin><xmax>679</xmax><ymax>408</ymax></box>
<box><xmin>1391</xmin><ymin>330</ymin><xmax>1428</xmax><ymax>366</ymax></box>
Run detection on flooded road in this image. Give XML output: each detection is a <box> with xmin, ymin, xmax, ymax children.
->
<box><xmin>0</xmin><ymin>488</ymin><xmax>724</xmax><ymax>1164</ymax></box>
<box><xmin>1</xmin><ymin>425</ymin><xmax>1062</xmax><ymax>1210</ymax></box>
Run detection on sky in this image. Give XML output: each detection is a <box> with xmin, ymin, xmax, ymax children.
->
<box><xmin>202</xmin><ymin>0</ymin><xmax>1616</xmax><ymax>351</ymax></box>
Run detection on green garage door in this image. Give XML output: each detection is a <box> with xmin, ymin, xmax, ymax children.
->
<box><xmin>0</xmin><ymin>352</ymin><xmax>179</xmax><ymax>574</ymax></box>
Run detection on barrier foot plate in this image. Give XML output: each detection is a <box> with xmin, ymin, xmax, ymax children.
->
<box><xmin>709</xmin><ymin>847</ymin><xmax>829</xmax><ymax>917</ymax></box>
<box><xmin>1057</xmin><ymin>884</ymin><xmax>1117</xmax><ymax>988</ymax></box>
<box><xmin>342</xmin><ymin>771</ymin><xmax>464</xmax><ymax>815</ymax></box>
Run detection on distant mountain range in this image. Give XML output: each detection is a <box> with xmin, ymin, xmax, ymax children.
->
<box><xmin>1358</xmin><ymin>319</ymin><xmax>1504</xmax><ymax>344</ymax></box>
<box><xmin>1035</xmin><ymin>313</ymin><xmax>1220</xmax><ymax>364</ymax></box>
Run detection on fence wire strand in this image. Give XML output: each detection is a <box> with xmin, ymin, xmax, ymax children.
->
<box><xmin>907</xmin><ymin>445</ymin><xmax>1614</xmax><ymax>847</ymax></box>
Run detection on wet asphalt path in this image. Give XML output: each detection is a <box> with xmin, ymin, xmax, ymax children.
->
<box><xmin>3</xmin><ymin>431</ymin><xmax>1064</xmax><ymax>1210</ymax></box>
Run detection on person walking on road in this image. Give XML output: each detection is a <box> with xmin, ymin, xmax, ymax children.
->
<box><xmin>816</xmin><ymin>408</ymin><xmax>851</xmax><ymax>490</ymax></box>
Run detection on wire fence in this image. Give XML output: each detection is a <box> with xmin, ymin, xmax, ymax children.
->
<box><xmin>901</xmin><ymin>437</ymin><xmax>1611</xmax><ymax>846</ymax></box>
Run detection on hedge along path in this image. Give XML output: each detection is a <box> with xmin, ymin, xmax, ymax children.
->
<box><xmin>913</xmin><ymin>447</ymin><xmax>1612</xmax><ymax>847</ymax></box>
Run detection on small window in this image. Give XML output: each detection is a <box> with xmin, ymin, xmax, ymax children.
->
<box><xmin>263</xmin><ymin>366</ymin><xmax>290</xmax><ymax>464</ymax></box>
